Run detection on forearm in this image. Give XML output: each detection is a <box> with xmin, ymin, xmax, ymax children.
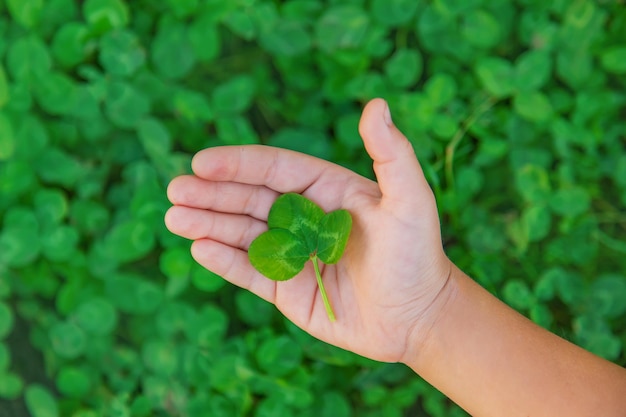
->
<box><xmin>405</xmin><ymin>264</ymin><xmax>626</xmax><ymax>417</ymax></box>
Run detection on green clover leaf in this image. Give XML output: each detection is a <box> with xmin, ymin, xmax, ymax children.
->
<box><xmin>248</xmin><ymin>193</ymin><xmax>352</xmax><ymax>321</ymax></box>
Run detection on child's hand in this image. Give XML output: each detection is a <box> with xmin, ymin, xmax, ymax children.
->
<box><xmin>165</xmin><ymin>99</ymin><xmax>452</xmax><ymax>364</ymax></box>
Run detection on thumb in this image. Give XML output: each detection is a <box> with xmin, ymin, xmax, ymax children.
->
<box><xmin>359</xmin><ymin>98</ymin><xmax>433</xmax><ymax>214</ymax></box>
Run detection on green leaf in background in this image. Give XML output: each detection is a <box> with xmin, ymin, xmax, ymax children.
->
<box><xmin>105</xmin><ymin>274</ymin><xmax>163</xmax><ymax>315</ymax></box>
<box><xmin>315</xmin><ymin>6</ymin><xmax>369</xmax><ymax>53</ymax></box>
<box><xmin>461</xmin><ymin>9</ymin><xmax>501</xmax><ymax>49</ymax></box>
<box><xmin>104</xmin><ymin>81</ymin><xmax>151</xmax><ymax>129</ymax></box>
<box><xmin>222</xmin><ymin>9</ymin><xmax>256</xmax><ymax>40</ymax></box>
<box><xmin>0</xmin><ymin>302</ymin><xmax>14</xmax><ymax>339</ymax></box>
<box><xmin>513</xmin><ymin>90</ymin><xmax>554</xmax><ymax>123</ymax></box>
<box><xmin>34</xmin><ymin>188</ymin><xmax>68</xmax><ymax>227</ymax></box>
<box><xmin>49</xmin><ymin>321</ymin><xmax>86</xmax><ymax>359</ymax></box>
<box><xmin>151</xmin><ymin>19</ymin><xmax>196</xmax><ymax>80</ymax></box>
<box><xmin>319</xmin><ymin>391</ymin><xmax>352</xmax><ymax>417</ymax></box>
<box><xmin>41</xmin><ymin>225</ymin><xmax>80</xmax><ymax>262</ymax></box>
<box><xmin>371</xmin><ymin>0</ymin><xmax>419</xmax><ymax>27</ymax></box>
<box><xmin>600</xmin><ymin>46</ymin><xmax>626</xmax><ymax>74</ymax></box>
<box><xmin>248</xmin><ymin>229</ymin><xmax>310</xmax><ymax>281</ymax></box>
<box><xmin>521</xmin><ymin>205</ymin><xmax>551</xmax><ymax>242</ymax></box>
<box><xmin>384</xmin><ymin>49</ymin><xmax>422</xmax><ymax>89</ymax></box>
<box><xmin>549</xmin><ymin>186</ymin><xmax>591</xmax><ymax>217</ymax></box>
<box><xmin>235</xmin><ymin>290</ymin><xmax>274</xmax><ymax>327</ymax></box>
<box><xmin>56</xmin><ymin>366</ymin><xmax>92</xmax><ymax>398</ymax></box>
<box><xmin>267</xmin><ymin>128</ymin><xmax>331</xmax><ymax>158</ymax></box>
<box><xmin>6</xmin><ymin>35</ymin><xmax>52</xmax><ymax>82</ymax></box>
<box><xmin>474</xmin><ymin>57</ymin><xmax>514</xmax><ymax>97</ymax></box>
<box><xmin>260</xmin><ymin>20</ymin><xmax>311</xmax><ymax>56</ymax></box>
<box><xmin>185</xmin><ymin>304</ymin><xmax>228</xmax><ymax>349</ymax></box>
<box><xmin>0</xmin><ymin>65</ymin><xmax>8</xmax><ymax>108</ymax></box>
<box><xmin>212</xmin><ymin>75</ymin><xmax>256</xmax><ymax>115</ymax></box>
<box><xmin>589</xmin><ymin>274</ymin><xmax>626</xmax><ymax>319</ymax></box>
<box><xmin>103</xmin><ymin>220</ymin><xmax>155</xmax><ymax>263</ymax></box>
<box><xmin>514</xmin><ymin>49</ymin><xmax>552</xmax><ymax>92</ymax></box>
<box><xmin>99</xmin><ymin>29</ymin><xmax>146</xmax><ymax>77</ymax></box>
<box><xmin>0</xmin><ymin>207</ymin><xmax>40</xmax><ymax>267</ymax></box>
<box><xmin>165</xmin><ymin>0</ymin><xmax>199</xmax><ymax>19</ymax></box>
<box><xmin>0</xmin><ymin>372</ymin><xmax>24</xmax><ymax>400</ymax></box>
<box><xmin>142</xmin><ymin>339</ymin><xmax>178</xmax><ymax>376</ymax></box>
<box><xmin>137</xmin><ymin>117</ymin><xmax>171</xmax><ymax>161</ymax></box>
<box><xmin>216</xmin><ymin>115</ymin><xmax>260</xmax><ymax>145</ymax></box>
<box><xmin>189</xmin><ymin>12</ymin><xmax>221</xmax><ymax>61</ymax></box>
<box><xmin>25</xmin><ymin>384</ymin><xmax>59</xmax><ymax>417</ymax></box>
<box><xmin>0</xmin><ymin>343</ymin><xmax>8</xmax><ymax>371</ymax></box>
<box><xmin>515</xmin><ymin>165</ymin><xmax>552</xmax><ymax>204</ymax></box>
<box><xmin>503</xmin><ymin>279</ymin><xmax>534</xmax><ymax>311</ymax></box>
<box><xmin>573</xmin><ymin>315</ymin><xmax>621</xmax><ymax>361</ymax></box>
<box><xmin>35</xmin><ymin>147</ymin><xmax>82</xmax><ymax>188</ymax></box>
<box><xmin>173</xmin><ymin>89</ymin><xmax>214</xmax><ymax>123</ymax></box>
<box><xmin>556</xmin><ymin>48</ymin><xmax>592</xmax><ymax>89</ymax></box>
<box><xmin>51</xmin><ymin>22</ymin><xmax>90</xmax><ymax>68</ymax></box>
<box><xmin>424</xmin><ymin>73</ymin><xmax>457</xmax><ymax>108</ymax></box>
<box><xmin>83</xmin><ymin>0</ymin><xmax>129</xmax><ymax>33</ymax></box>
<box><xmin>0</xmin><ymin>112</ymin><xmax>15</xmax><ymax>160</ymax></box>
<box><xmin>256</xmin><ymin>335</ymin><xmax>303</xmax><ymax>377</ymax></box>
<box><xmin>6</xmin><ymin>0</ymin><xmax>44</xmax><ymax>28</ymax></box>
<box><xmin>33</xmin><ymin>72</ymin><xmax>78</xmax><ymax>116</ymax></box>
<box><xmin>191</xmin><ymin>263</ymin><xmax>225</xmax><ymax>293</ymax></box>
<box><xmin>73</xmin><ymin>297</ymin><xmax>118</xmax><ymax>335</ymax></box>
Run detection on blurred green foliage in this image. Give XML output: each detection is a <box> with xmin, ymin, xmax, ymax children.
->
<box><xmin>1</xmin><ymin>0</ymin><xmax>625</xmax><ymax>416</ymax></box>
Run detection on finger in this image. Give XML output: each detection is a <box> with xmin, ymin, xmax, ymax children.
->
<box><xmin>165</xmin><ymin>206</ymin><xmax>266</xmax><ymax>249</ymax></box>
<box><xmin>167</xmin><ymin>175</ymin><xmax>278</xmax><ymax>220</ymax></box>
<box><xmin>191</xmin><ymin>239</ymin><xmax>277</xmax><ymax>303</ymax></box>
<box><xmin>358</xmin><ymin>99</ymin><xmax>433</xmax><ymax>213</ymax></box>
<box><xmin>191</xmin><ymin>145</ymin><xmax>344</xmax><ymax>194</ymax></box>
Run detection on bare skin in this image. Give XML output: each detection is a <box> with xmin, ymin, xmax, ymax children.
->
<box><xmin>165</xmin><ymin>98</ymin><xmax>626</xmax><ymax>416</ymax></box>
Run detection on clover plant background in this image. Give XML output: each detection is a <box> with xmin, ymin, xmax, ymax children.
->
<box><xmin>0</xmin><ymin>0</ymin><xmax>625</xmax><ymax>416</ymax></box>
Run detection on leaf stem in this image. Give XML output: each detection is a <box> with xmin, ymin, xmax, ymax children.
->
<box><xmin>311</xmin><ymin>255</ymin><xmax>336</xmax><ymax>322</ymax></box>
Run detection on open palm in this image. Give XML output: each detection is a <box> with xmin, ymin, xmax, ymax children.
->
<box><xmin>165</xmin><ymin>99</ymin><xmax>452</xmax><ymax>363</ymax></box>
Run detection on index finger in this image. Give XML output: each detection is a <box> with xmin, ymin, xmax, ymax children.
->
<box><xmin>191</xmin><ymin>145</ymin><xmax>335</xmax><ymax>193</ymax></box>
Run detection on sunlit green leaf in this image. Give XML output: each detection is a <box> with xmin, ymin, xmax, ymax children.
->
<box><xmin>267</xmin><ymin>193</ymin><xmax>324</xmax><ymax>251</ymax></box>
<box><xmin>248</xmin><ymin>229</ymin><xmax>310</xmax><ymax>281</ymax></box>
<box><xmin>317</xmin><ymin>210</ymin><xmax>352</xmax><ymax>264</ymax></box>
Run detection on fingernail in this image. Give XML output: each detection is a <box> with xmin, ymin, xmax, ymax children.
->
<box><xmin>383</xmin><ymin>101</ymin><xmax>393</xmax><ymax>127</ymax></box>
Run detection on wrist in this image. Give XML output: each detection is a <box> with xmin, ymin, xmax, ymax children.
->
<box><xmin>399</xmin><ymin>258</ymin><xmax>459</xmax><ymax>368</ymax></box>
